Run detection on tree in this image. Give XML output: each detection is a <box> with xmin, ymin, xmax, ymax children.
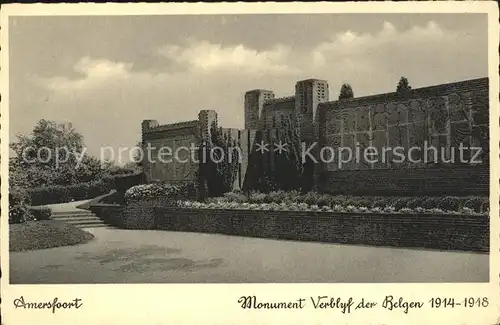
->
<box><xmin>338</xmin><ymin>83</ymin><xmax>354</xmax><ymax>100</ymax></box>
<box><xmin>396</xmin><ymin>76</ymin><xmax>412</xmax><ymax>94</ymax></box>
<box><xmin>9</xmin><ymin>119</ymin><xmax>104</xmax><ymax>187</ymax></box>
<box><xmin>10</xmin><ymin>120</ymin><xmax>86</xmax><ymax>186</ymax></box>
<box><xmin>11</xmin><ymin>120</ymin><xmax>84</xmax><ymax>167</ymax></box>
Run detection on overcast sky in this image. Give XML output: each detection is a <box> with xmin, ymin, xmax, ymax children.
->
<box><xmin>9</xmin><ymin>14</ymin><xmax>488</xmax><ymax>161</ymax></box>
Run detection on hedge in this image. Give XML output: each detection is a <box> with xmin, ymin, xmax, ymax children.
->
<box><xmin>28</xmin><ymin>176</ymin><xmax>115</xmax><ymax>206</ymax></box>
<box><xmin>28</xmin><ymin>206</ymin><xmax>52</xmax><ymax>220</ymax></box>
<box><xmin>125</xmin><ymin>181</ymin><xmax>197</xmax><ymax>201</ymax></box>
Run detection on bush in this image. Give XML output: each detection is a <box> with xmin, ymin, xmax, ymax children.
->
<box><xmin>463</xmin><ymin>197</ymin><xmax>483</xmax><ymax>213</ymax></box>
<box><xmin>115</xmin><ymin>173</ymin><xmax>144</xmax><ymax>194</ymax></box>
<box><xmin>392</xmin><ymin>197</ymin><xmax>412</xmax><ymax>211</ymax></box>
<box><xmin>223</xmin><ymin>191</ymin><xmax>248</xmax><ymax>203</ymax></box>
<box><xmin>316</xmin><ymin>194</ymin><xmax>332</xmax><ymax>207</ymax></box>
<box><xmin>125</xmin><ymin>181</ymin><xmax>197</xmax><ymax>201</ymax></box>
<box><xmin>29</xmin><ymin>206</ymin><xmax>52</xmax><ymax>220</ymax></box>
<box><xmin>302</xmin><ymin>192</ymin><xmax>320</xmax><ymax>206</ymax></box>
<box><xmin>344</xmin><ymin>196</ymin><xmax>373</xmax><ymax>209</ymax></box>
<box><xmin>248</xmin><ymin>192</ymin><xmax>267</xmax><ymax>204</ymax></box>
<box><xmin>9</xmin><ymin>187</ymin><xmax>34</xmax><ymax>224</ymax></box>
<box><xmin>421</xmin><ymin>197</ymin><xmax>442</xmax><ymax>209</ymax></box>
<box><xmin>481</xmin><ymin>197</ymin><xmax>490</xmax><ymax>213</ymax></box>
<box><xmin>437</xmin><ymin>196</ymin><xmax>462</xmax><ymax>212</ymax></box>
<box><xmin>267</xmin><ymin>190</ymin><xmax>288</xmax><ymax>204</ymax></box>
<box><xmin>372</xmin><ymin>197</ymin><xmax>394</xmax><ymax>208</ymax></box>
<box><xmin>406</xmin><ymin>197</ymin><xmax>427</xmax><ymax>209</ymax></box>
<box><xmin>29</xmin><ymin>178</ymin><xmax>114</xmax><ymax>206</ymax></box>
<box><xmin>9</xmin><ymin>205</ymin><xmax>33</xmax><ymax>224</ymax></box>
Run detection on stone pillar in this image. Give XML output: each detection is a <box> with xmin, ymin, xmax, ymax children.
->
<box><xmin>141</xmin><ymin>120</ymin><xmax>158</xmax><ymax>183</ymax></box>
<box><xmin>244</xmin><ymin>89</ymin><xmax>275</xmax><ymax>129</ymax></box>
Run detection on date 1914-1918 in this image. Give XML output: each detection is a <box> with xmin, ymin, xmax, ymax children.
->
<box><xmin>429</xmin><ymin>297</ymin><xmax>489</xmax><ymax>308</ymax></box>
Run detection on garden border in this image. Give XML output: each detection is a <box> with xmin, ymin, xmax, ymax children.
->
<box><xmin>122</xmin><ymin>200</ymin><xmax>489</xmax><ymax>252</ymax></box>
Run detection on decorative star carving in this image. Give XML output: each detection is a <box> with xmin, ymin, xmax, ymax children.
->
<box><xmin>274</xmin><ymin>141</ymin><xmax>288</xmax><ymax>154</ymax></box>
<box><xmin>255</xmin><ymin>140</ymin><xmax>269</xmax><ymax>154</ymax></box>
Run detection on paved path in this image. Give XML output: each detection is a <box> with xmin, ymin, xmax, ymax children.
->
<box><xmin>34</xmin><ymin>199</ymin><xmax>92</xmax><ymax>213</ymax></box>
<box><xmin>10</xmin><ymin>228</ymin><xmax>488</xmax><ymax>283</ymax></box>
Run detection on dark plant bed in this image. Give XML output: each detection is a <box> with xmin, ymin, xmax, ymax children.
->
<box><xmin>9</xmin><ymin>220</ymin><xmax>95</xmax><ymax>252</ymax></box>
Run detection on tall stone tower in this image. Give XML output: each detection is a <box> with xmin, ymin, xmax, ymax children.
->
<box><xmin>294</xmin><ymin>79</ymin><xmax>329</xmax><ymax>191</ymax></box>
<box><xmin>244</xmin><ymin>89</ymin><xmax>275</xmax><ymax>129</ymax></box>
<box><xmin>294</xmin><ymin>79</ymin><xmax>329</xmax><ymax>142</ymax></box>
<box><xmin>141</xmin><ymin>119</ymin><xmax>159</xmax><ymax>181</ymax></box>
<box><xmin>198</xmin><ymin>110</ymin><xmax>218</xmax><ymax>144</ymax></box>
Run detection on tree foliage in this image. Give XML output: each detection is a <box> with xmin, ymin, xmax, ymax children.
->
<box><xmin>9</xmin><ymin>119</ymin><xmax>97</xmax><ymax>187</ymax></box>
<box><xmin>338</xmin><ymin>83</ymin><xmax>354</xmax><ymax>100</ymax></box>
<box><xmin>9</xmin><ymin>119</ymin><xmax>140</xmax><ymax>221</ymax></box>
<box><xmin>198</xmin><ymin>124</ymin><xmax>240</xmax><ymax>198</ymax></box>
<box><xmin>396</xmin><ymin>76</ymin><xmax>412</xmax><ymax>94</ymax></box>
<box><xmin>247</xmin><ymin>117</ymin><xmax>304</xmax><ymax>192</ymax></box>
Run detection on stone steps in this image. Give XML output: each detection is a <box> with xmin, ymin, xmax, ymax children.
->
<box><xmin>51</xmin><ymin>210</ymin><xmax>109</xmax><ymax>228</ymax></box>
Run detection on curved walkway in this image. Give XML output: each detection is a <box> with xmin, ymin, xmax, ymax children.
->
<box><xmin>10</xmin><ymin>227</ymin><xmax>489</xmax><ymax>283</ymax></box>
<box><xmin>32</xmin><ymin>199</ymin><xmax>92</xmax><ymax>213</ymax></box>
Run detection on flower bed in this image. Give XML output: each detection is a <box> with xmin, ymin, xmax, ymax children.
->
<box><xmin>175</xmin><ymin>190</ymin><xmax>489</xmax><ymax>216</ymax></box>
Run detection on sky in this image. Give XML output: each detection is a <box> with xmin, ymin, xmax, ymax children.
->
<box><xmin>9</xmin><ymin>14</ymin><xmax>488</xmax><ymax>162</ymax></box>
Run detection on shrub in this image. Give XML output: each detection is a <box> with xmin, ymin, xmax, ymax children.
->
<box><xmin>463</xmin><ymin>197</ymin><xmax>483</xmax><ymax>213</ymax></box>
<box><xmin>223</xmin><ymin>191</ymin><xmax>248</xmax><ymax>203</ymax></box>
<box><xmin>372</xmin><ymin>197</ymin><xmax>394</xmax><ymax>208</ymax></box>
<box><xmin>115</xmin><ymin>173</ymin><xmax>144</xmax><ymax>194</ymax></box>
<box><xmin>125</xmin><ymin>181</ymin><xmax>197</xmax><ymax>201</ymax></box>
<box><xmin>421</xmin><ymin>197</ymin><xmax>441</xmax><ymax>209</ymax></box>
<box><xmin>285</xmin><ymin>190</ymin><xmax>301</xmax><ymax>203</ymax></box>
<box><xmin>248</xmin><ymin>192</ymin><xmax>267</xmax><ymax>204</ymax></box>
<box><xmin>481</xmin><ymin>197</ymin><xmax>490</xmax><ymax>213</ymax></box>
<box><xmin>392</xmin><ymin>197</ymin><xmax>412</xmax><ymax>211</ymax></box>
<box><xmin>9</xmin><ymin>205</ymin><xmax>33</xmax><ymax>224</ymax></box>
<box><xmin>406</xmin><ymin>197</ymin><xmax>427</xmax><ymax>209</ymax></box>
<box><xmin>29</xmin><ymin>206</ymin><xmax>52</xmax><ymax>220</ymax></box>
<box><xmin>316</xmin><ymin>194</ymin><xmax>332</xmax><ymax>207</ymax></box>
<box><xmin>29</xmin><ymin>178</ymin><xmax>115</xmax><ymax>206</ymax></box>
<box><xmin>328</xmin><ymin>196</ymin><xmax>346</xmax><ymax>207</ymax></box>
<box><xmin>344</xmin><ymin>196</ymin><xmax>373</xmax><ymax>209</ymax></box>
<box><xmin>9</xmin><ymin>186</ymin><xmax>34</xmax><ymax>224</ymax></box>
<box><xmin>302</xmin><ymin>192</ymin><xmax>320</xmax><ymax>206</ymax></box>
<box><xmin>267</xmin><ymin>190</ymin><xmax>288</xmax><ymax>204</ymax></box>
<box><xmin>437</xmin><ymin>196</ymin><xmax>462</xmax><ymax>212</ymax></box>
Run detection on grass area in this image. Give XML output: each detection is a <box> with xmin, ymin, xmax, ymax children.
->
<box><xmin>9</xmin><ymin>220</ymin><xmax>95</xmax><ymax>252</ymax></box>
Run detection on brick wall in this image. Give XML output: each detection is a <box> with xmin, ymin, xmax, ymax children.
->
<box><xmin>315</xmin><ymin>77</ymin><xmax>489</xmax><ymax>195</ymax></box>
<box><xmin>123</xmin><ymin>198</ymin><xmax>179</xmax><ymax>229</ymax></box>
<box><xmin>150</xmin><ymin>207</ymin><xmax>488</xmax><ymax>252</ymax></box>
<box><xmin>318</xmin><ymin>165</ymin><xmax>489</xmax><ymax>196</ymax></box>
<box><xmin>90</xmin><ymin>204</ymin><xmax>125</xmax><ymax>228</ymax></box>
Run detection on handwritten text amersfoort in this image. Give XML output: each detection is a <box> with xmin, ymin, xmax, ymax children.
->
<box><xmin>13</xmin><ymin>296</ymin><xmax>83</xmax><ymax>313</ymax></box>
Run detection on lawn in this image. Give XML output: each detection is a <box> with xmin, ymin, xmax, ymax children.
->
<box><xmin>9</xmin><ymin>220</ymin><xmax>95</xmax><ymax>252</ymax></box>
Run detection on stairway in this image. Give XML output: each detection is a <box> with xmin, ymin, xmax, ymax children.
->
<box><xmin>50</xmin><ymin>210</ymin><xmax>109</xmax><ymax>228</ymax></box>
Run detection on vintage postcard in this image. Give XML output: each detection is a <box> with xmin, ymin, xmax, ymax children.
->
<box><xmin>1</xmin><ymin>2</ymin><xmax>499</xmax><ymax>325</ymax></box>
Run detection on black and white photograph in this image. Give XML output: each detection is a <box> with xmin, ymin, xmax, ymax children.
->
<box><xmin>1</xmin><ymin>3</ymin><xmax>498</xmax><ymax>325</ymax></box>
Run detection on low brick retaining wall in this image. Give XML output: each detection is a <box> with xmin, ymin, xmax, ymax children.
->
<box><xmin>92</xmin><ymin>199</ymin><xmax>489</xmax><ymax>252</ymax></box>
<box><xmin>89</xmin><ymin>198</ymin><xmax>178</xmax><ymax>229</ymax></box>
<box><xmin>124</xmin><ymin>198</ymin><xmax>178</xmax><ymax>229</ymax></box>
<box><xmin>89</xmin><ymin>203</ymin><xmax>125</xmax><ymax>228</ymax></box>
<box><xmin>153</xmin><ymin>207</ymin><xmax>489</xmax><ymax>253</ymax></box>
